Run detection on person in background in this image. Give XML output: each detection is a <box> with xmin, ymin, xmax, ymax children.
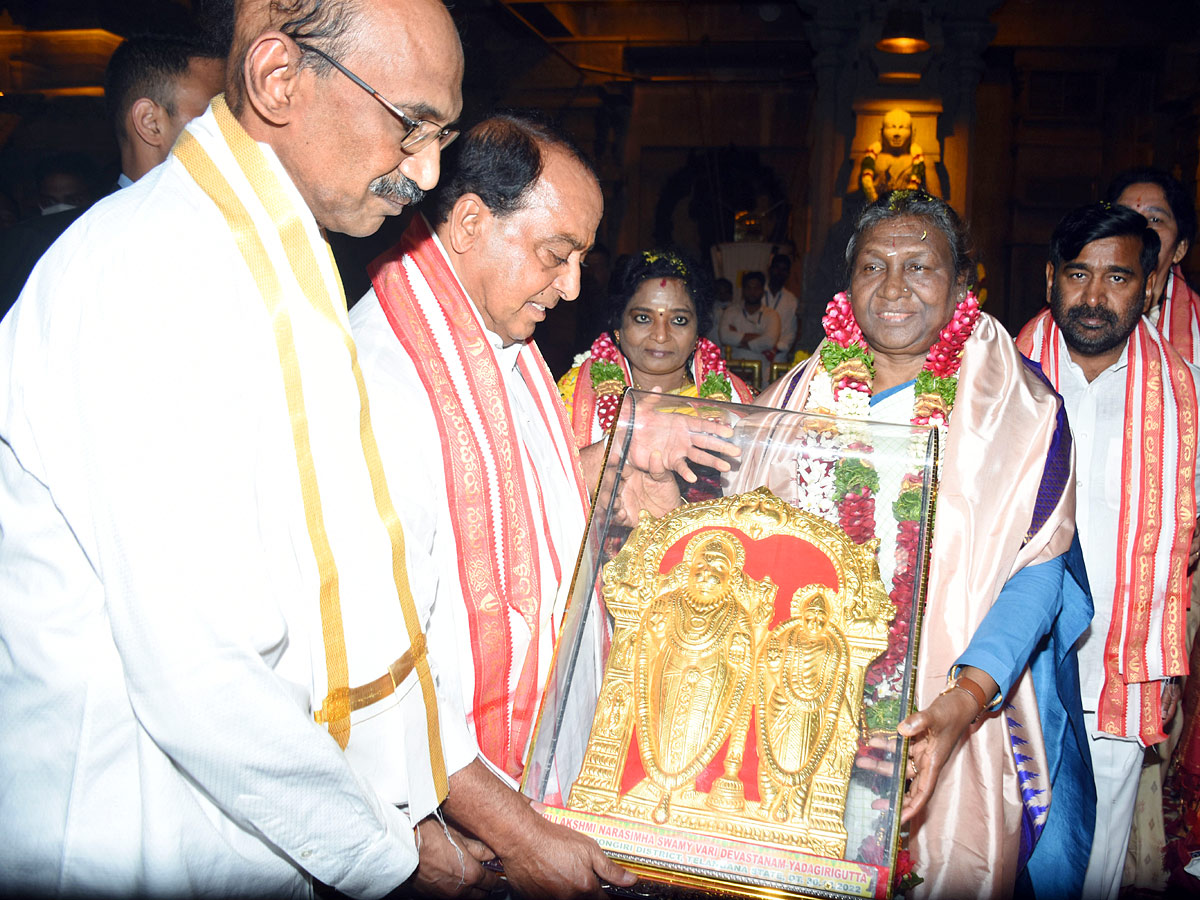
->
<box><xmin>1</xmin><ymin>35</ymin><xmax>224</xmax><ymax>321</ymax></box>
<box><xmin>764</xmin><ymin>252</ymin><xmax>799</xmax><ymax>360</ymax></box>
<box><xmin>707</xmin><ymin>275</ymin><xmax>733</xmax><ymax>343</ymax></box>
<box><xmin>558</xmin><ymin>248</ymin><xmax>755</xmax><ymax>448</ymax></box>
<box><xmin>0</xmin><ymin>152</ymin><xmax>101</xmax><ymax>319</ymax></box>
<box><xmin>1108</xmin><ymin>167</ymin><xmax>1198</xmax><ymax>364</ymax></box>
<box><xmin>34</xmin><ymin>152</ymin><xmax>97</xmax><ymax>215</ymax></box>
<box><xmin>719</xmin><ymin>269</ymin><xmax>780</xmax><ymax>386</ymax></box>
<box><xmin>105</xmin><ymin>34</ymin><xmax>225</xmax><ymax>187</ymax></box>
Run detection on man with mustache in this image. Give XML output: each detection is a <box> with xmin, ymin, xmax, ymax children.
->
<box><xmin>0</xmin><ymin>0</ymin><xmax>501</xmax><ymax>896</ymax></box>
<box><xmin>1017</xmin><ymin>202</ymin><xmax>1200</xmax><ymax>900</ymax></box>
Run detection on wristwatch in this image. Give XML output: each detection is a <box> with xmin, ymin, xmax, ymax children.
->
<box><xmin>940</xmin><ymin>673</ymin><xmax>988</xmax><ymax>722</ymax></box>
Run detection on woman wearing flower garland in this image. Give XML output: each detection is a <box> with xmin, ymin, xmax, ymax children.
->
<box><xmin>739</xmin><ymin>191</ymin><xmax>1094</xmax><ymax>899</ymax></box>
<box><xmin>558</xmin><ymin>249</ymin><xmax>755</xmax><ymax>448</ymax></box>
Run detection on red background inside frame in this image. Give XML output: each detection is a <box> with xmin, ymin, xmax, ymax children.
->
<box><xmin>618</xmin><ymin>526</ymin><xmax>841</xmax><ymax>800</ymax></box>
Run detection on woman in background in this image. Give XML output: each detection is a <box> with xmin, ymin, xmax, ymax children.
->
<box><xmin>558</xmin><ymin>248</ymin><xmax>754</xmax><ymax>448</ymax></box>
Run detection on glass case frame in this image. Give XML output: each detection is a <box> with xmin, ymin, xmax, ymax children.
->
<box><xmin>522</xmin><ymin>390</ymin><xmax>940</xmax><ymax>899</ymax></box>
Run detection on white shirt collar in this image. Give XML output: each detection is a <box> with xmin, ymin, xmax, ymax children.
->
<box><xmin>1058</xmin><ymin>325</ymin><xmax>1133</xmax><ymax>382</ymax></box>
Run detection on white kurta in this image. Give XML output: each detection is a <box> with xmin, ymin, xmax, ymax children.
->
<box><xmin>764</xmin><ymin>285</ymin><xmax>799</xmax><ymax>352</ymax></box>
<box><xmin>350</xmin><ymin>235</ymin><xmax>587</xmax><ymax>785</ymax></box>
<box><xmin>0</xmin><ymin>105</ymin><xmax>476</xmax><ymax>899</ymax></box>
<box><xmin>1054</xmin><ymin>332</ymin><xmax>1200</xmax><ymax>712</ymax></box>
<box><xmin>718</xmin><ymin>302</ymin><xmax>781</xmax><ymax>370</ymax></box>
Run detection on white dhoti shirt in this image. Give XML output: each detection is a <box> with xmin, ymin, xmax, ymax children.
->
<box><xmin>0</xmin><ymin>100</ymin><xmax>476</xmax><ymax>899</ymax></box>
<box><xmin>350</xmin><ymin>223</ymin><xmax>589</xmax><ymax>784</ymax></box>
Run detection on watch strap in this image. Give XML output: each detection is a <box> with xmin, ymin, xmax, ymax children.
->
<box><xmin>941</xmin><ymin>673</ymin><xmax>988</xmax><ymax>720</ymax></box>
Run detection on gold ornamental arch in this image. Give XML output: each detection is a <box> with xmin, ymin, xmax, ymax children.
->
<box><xmin>569</xmin><ymin>487</ymin><xmax>896</xmax><ymax>859</ymax></box>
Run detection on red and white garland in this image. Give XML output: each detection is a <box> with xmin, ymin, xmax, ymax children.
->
<box><xmin>587</xmin><ymin>332</ymin><xmax>740</xmax><ymax>432</ymax></box>
<box><xmin>805</xmin><ymin>290</ymin><xmax>980</xmax><ymax>700</ymax></box>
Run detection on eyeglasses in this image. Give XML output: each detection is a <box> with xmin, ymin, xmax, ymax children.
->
<box><xmin>293</xmin><ymin>41</ymin><xmax>459</xmax><ymax>154</ymax></box>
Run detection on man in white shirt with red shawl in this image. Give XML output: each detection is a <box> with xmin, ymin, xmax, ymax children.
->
<box><xmin>1017</xmin><ymin>202</ymin><xmax>1200</xmax><ymax>900</ymax></box>
<box><xmin>351</xmin><ymin>112</ymin><xmax>657</xmax><ymax>897</ymax></box>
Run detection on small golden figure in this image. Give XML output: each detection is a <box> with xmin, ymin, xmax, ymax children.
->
<box><xmin>859</xmin><ymin>108</ymin><xmax>939</xmax><ymax>202</ymax></box>
<box><xmin>758</xmin><ymin>587</ymin><xmax>851</xmax><ymax>823</ymax></box>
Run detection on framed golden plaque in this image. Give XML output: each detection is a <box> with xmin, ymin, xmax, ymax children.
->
<box><xmin>523</xmin><ymin>391</ymin><xmax>938</xmax><ymax>899</ymax></box>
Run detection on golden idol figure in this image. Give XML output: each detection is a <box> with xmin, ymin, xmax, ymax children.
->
<box><xmin>568</xmin><ymin>488</ymin><xmax>895</xmax><ymax>858</ymax></box>
<box><xmin>758</xmin><ymin>587</ymin><xmax>851</xmax><ymax>823</ymax></box>
<box><xmin>634</xmin><ymin>531</ymin><xmax>764</xmax><ymax>823</ymax></box>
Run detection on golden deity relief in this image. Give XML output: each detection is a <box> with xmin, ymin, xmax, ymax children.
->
<box><xmin>569</xmin><ymin>488</ymin><xmax>895</xmax><ymax>858</ymax></box>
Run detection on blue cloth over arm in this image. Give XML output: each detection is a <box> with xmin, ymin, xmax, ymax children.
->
<box><xmin>953</xmin><ymin>555</ymin><xmax>1064</xmax><ymax>702</ymax></box>
<box><xmin>953</xmin><ymin>537</ymin><xmax>1095</xmax><ymax>899</ymax></box>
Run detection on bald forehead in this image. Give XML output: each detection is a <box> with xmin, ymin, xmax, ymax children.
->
<box><xmin>366</xmin><ymin>0</ymin><xmax>462</xmax><ymax>61</ymax></box>
<box><xmin>358</xmin><ymin>0</ymin><xmax>463</xmax><ymax>119</ymax></box>
<box><xmin>235</xmin><ymin>0</ymin><xmax>461</xmax><ymax>64</ymax></box>
<box><xmin>523</xmin><ymin>146</ymin><xmax>602</xmax><ymax>246</ymax></box>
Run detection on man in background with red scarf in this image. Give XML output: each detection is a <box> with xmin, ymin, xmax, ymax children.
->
<box><xmin>1109</xmin><ymin>168</ymin><xmax>1200</xmax><ymax>891</ymax></box>
<box><xmin>1017</xmin><ymin>202</ymin><xmax>1200</xmax><ymax>899</ymax></box>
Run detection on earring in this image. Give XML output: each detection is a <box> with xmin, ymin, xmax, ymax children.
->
<box><xmin>613</xmin><ymin>329</ymin><xmax>621</xmax><ymax>344</ymax></box>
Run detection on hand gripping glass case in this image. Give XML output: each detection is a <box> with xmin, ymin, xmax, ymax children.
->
<box><xmin>522</xmin><ymin>390</ymin><xmax>938</xmax><ymax>899</ymax></box>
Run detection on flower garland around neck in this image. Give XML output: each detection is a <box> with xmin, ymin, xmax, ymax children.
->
<box><xmin>814</xmin><ymin>289</ymin><xmax>977</xmax><ymax>889</ymax></box>
<box><xmin>804</xmin><ymin>290</ymin><xmax>980</xmax><ymax>717</ymax></box>
<box><xmin>588</xmin><ymin>331</ymin><xmax>737</xmax><ymax>432</ymax></box>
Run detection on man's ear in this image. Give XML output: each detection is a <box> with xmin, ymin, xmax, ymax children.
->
<box><xmin>1144</xmin><ymin>269</ymin><xmax>1158</xmax><ymax>314</ymax></box>
<box><xmin>447</xmin><ymin>194</ymin><xmax>487</xmax><ymax>255</ymax></box>
<box><xmin>129</xmin><ymin>97</ymin><xmax>168</xmax><ymax>148</ymax></box>
<box><xmin>1173</xmin><ymin>237</ymin><xmax>1191</xmax><ymax>266</ymax></box>
<box><xmin>242</xmin><ymin>31</ymin><xmax>305</xmax><ymax>126</ymax></box>
<box><xmin>1044</xmin><ymin>261</ymin><xmax>1055</xmax><ymax>305</ymax></box>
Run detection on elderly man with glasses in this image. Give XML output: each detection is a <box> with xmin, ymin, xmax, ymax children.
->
<box><xmin>0</xmin><ymin>0</ymin><xmax>526</xmax><ymax>897</ymax></box>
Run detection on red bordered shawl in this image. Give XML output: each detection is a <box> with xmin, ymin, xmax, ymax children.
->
<box><xmin>1159</xmin><ymin>265</ymin><xmax>1200</xmax><ymax>365</ymax></box>
<box><xmin>1018</xmin><ymin>310</ymin><xmax>1197</xmax><ymax>744</ymax></box>
<box><xmin>369</xmin><ymin>216</ymin><xmax>589</xmax><ymax>778</ymax></box>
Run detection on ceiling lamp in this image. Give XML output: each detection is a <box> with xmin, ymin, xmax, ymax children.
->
<box><xmin>876</xmin><ymin>7</ymin><xmax>930</xmax><ymax>55</ymax></box>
